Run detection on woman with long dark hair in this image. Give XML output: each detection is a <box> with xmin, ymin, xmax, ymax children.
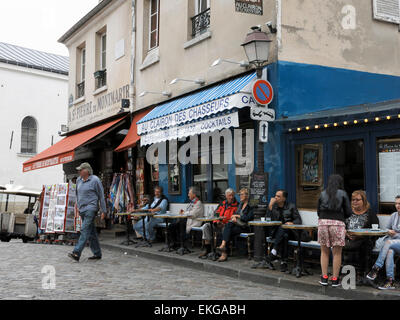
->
<box><xmin>317</xmin><ymin>174</ymin><xmax>352</xmax><ymax>287</ymax></box>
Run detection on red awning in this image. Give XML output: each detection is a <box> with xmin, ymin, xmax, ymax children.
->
<box><xmin>23</xmin><ymin>116</ymin><xmax>127</xmax><ymax>173</ymax></box>
<box><xmin>115</xmin><ymin>109</ymin><xmax>152</xmax><ymax>152</ymax></box>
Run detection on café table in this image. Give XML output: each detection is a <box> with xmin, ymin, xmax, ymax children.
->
<box><xmin>154</xmin><ymin>214</ymin><xmax>193</xmax><ymax>255</ymax></box>
<box><xmin>248</xmin><ymin>221</ymin><xmax>282</xmax><ymax>269</ymax></box>
<box><xmin>281</xmin><ymin>224</ymin><xmax>318</xmax><ymax>278</ymax></box>
<box><xmin>116</xmin><ymin>212</ymin><xmax>137</xmax><ymax>246</ymax></box>
<box><xmin>130</xmin><ymin>210</ymin><xmax>155</xmax><ymax>248</ymax></box>
<box><xmin>196</xmin><ymin>216</ymin><xmax>224</xmax><ymax>261</ymax></box>
<box><xmin>347</xmin><ymin>228</ymin><xmax>388</xmax><ymax>284</ymax></box>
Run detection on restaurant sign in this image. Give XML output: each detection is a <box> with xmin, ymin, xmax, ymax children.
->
<box><xmin>68</xmin><ymin>84</ymin><xmax>130</xmax><ymax>131</ymax></box>
<box><xmin>235</xmin><ymin>0</ymin><xmax>263</xmax><ymax>15</ymax></box>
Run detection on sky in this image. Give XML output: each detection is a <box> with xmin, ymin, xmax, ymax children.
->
<box><xmin>0</xmin><ymin>0</ymin><xmax>100</xmax><ymax>57</ymax></box>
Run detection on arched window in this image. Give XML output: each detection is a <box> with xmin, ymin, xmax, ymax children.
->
<box><xmin>21</xmin><ymin>116</ymin><xmax>37</xmax><ymax>154</ymax></box>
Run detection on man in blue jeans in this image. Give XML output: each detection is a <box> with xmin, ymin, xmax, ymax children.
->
<box><xmin>68</xmin><ymin>162</ymin><xmax>106</xmax><ymax>262</ymax></box>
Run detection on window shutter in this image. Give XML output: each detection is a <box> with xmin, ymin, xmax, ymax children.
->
<box><xmin>373</xmin><ymin>0</ymin><xmax>400</xmax><ymax>24</ymax></box>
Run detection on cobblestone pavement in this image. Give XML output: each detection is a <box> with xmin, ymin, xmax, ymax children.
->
<box><xmin>0</xmin><ymin>241</ymin><xmax>341</xmax><ymax>300</ymax></box>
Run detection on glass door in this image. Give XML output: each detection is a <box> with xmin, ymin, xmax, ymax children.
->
<box><xmin>333</xmin><ymin>139</ymin><xmax>365</xmax><ymax>196</ymax></box>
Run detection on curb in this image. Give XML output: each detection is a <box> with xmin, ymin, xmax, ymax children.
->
<box><xmin>101</xmin><ymin>242</ymin><xmax>400</xmax><ymax>300</ymax></box>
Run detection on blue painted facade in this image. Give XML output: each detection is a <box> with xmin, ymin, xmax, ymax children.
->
<box><xmin>158</xmin><ymin>60</ymin><xmax>400</xmax><ymax>210</ymax></box>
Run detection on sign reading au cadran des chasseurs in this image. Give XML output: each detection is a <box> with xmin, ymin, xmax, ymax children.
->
<box><xmin>235</xmin><ymin>0</ymin><xmax>263</xmax><ymax>15</ymax></box>
<box><xmin>68</xmin><ymin>84</ymin><xmax>130</xmax><ymax>131</ymax></box>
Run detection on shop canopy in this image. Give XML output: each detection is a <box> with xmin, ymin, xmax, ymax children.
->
<box><xmin>23</xmin><ymin>116</ymin><xmax>127</xmax><ymax>173</ymax></box>
<box><xmin>114</xmin><ymin>108</ymin><xmax>152</xmax><ymax>152</ymax></box>
<box><xmin>275</xmin><ymin>99</ymin><xmax>400</xmax><ymax>129</ymax></box>
<box><xmin>137</xmin><ymin>71</ymin><xmax>260</xmax><ymax>146</ymax></box>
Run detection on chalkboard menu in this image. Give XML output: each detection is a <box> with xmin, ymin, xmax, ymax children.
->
<box><xmin>378</xmin><ymin>140</ymin><xmax>400</xmax><ymax>203</ymax></box>
<box><xmin>249</xmin><ymin>172</ymin><xmax>269</xmax><ymax>207</ymax></box>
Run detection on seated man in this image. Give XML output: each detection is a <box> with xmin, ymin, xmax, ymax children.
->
<box><xmin>168</xmin><ymin>186</ymin><xmax>204</xmax><ymax>248</ymax></box>
<box><xmin>132</xmin><ymin>186</ymin><xmax>168</xmax><ymax>242</ymax></box>
<box><xmin>367</xmin><ymin>196</ymin><xmax>400</xmax><ymax>290</ymax></box>
<box><xmin>198</xmin><ymin>188</ymin><xmax>238</xmax><ymax>259</ymax></box>
<box><xmin>267</xmin><ymin>190</ymin><xmax>302</xmax><ymax>272</ymax></box>
<box><xmin>131</xmin><ymin>194</ymin><xmax>151</xmax><ymax>239</ymax></box>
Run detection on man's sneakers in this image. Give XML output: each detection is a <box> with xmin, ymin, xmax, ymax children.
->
<box><xmin>319</xmin><ymin>275</ymin><xmax>329</xmax><ymax>286</ymax></box>
<box><xmin>88</xmin><ymin>256</ymin><xmax>102</xmax><ymax>260</ymax></box>
<box><xmin>280</xmin><ymin>262</ymin><xmax>288</xmax><ymax>273</ymax></box>
<box><xmin>378</xmin><ymin>278</ymin><xmax>395</xmax><ymax>290</ymax></box>
<box><xmin>68</xmin><ymin>252</ymin><xmax>80</xmax><ymax>262</ymax></box>
<box><xmin>366</xmin><ymin>265</ymin><xmax>380</xmax><ymax>281</ymax></box>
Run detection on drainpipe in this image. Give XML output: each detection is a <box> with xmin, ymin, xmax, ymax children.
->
<box><xmin>276</xmin><ymin>0</ymin><xmax>282</xmax><ymax>55</ymax></box>
<box><xmin>130</xmin><ymin>0</ymin><xmax>136</xmax><ymax>114</ymax></box>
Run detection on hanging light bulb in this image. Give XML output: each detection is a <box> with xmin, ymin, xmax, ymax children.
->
<box><xmin>315</xmin><ymin>125</ymin><xmax>319</xmax><ymax>129</ymax></box>
<box><xmin>387</xmin><ymin>116</ymin><xmax>391</xmax><ymax>120</ymax></box>
<box><xmin>375</xmin><ymin>117</ymin><xmax>380</xmax><ymax>122</ymax></box>
<box><xmin>324</xmin><ymin>124</ymin><xmax>328</xmax><ymax>128</ymax></box>
<box><xmin>344</xmin><ymin>121</ymin><xmax>348</xmax><ymax>125</ymax></box>
<box><xmin>354</xmin><ymin>120</ymin><xmax>358</xmax><ymax>124</ymax></box>
<box><xmin>297</xmin><ymin>128</ymin><xmax>301</xmax><ymax>132</ymax></box>
<box><xmin>334</xmin><ymin>123</ymin><xmax>338</xmax><ymax>127</ymax></box>
<box><xmin>364</xmin><ymin>119</ymin><xmax>369</xmax><ymax>123</ymax></box>
<box><xmin>306</xmin><ymin>126</ymin><xmax>310</xmax><ymax>131</ymax></box>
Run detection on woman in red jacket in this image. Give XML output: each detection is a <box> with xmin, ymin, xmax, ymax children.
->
<box><xmin>198</xmin><ymin>188</ymin><xmax>239</xmax><ymax>259</ymax></box>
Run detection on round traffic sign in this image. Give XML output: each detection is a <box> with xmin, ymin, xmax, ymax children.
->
<box><xmin>252</xmin><ymin>79</ymin><xmax>274</xmax><ymax>106</ymax></box>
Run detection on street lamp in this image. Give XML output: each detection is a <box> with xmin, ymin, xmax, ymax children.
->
<box><xmin>241</xmin><ymin>26</ymin><xmax>272</xmax><ymax>78</ymax></box>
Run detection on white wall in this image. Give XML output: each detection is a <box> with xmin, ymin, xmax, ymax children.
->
<box><xmin>0</xmin><ymin>63</ymin><xmax>68</xmax><ymax>190</ymax></box>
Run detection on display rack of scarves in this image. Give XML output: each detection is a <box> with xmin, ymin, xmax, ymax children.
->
<box><xmin>108</xmin><ymin>173</ymin><xmax>135</xmax><ymax>220</ymax></box>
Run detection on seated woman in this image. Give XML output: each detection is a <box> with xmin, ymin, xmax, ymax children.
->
<box><xmin>216</xmin><ymin>188</ymin><xmax>254</xmax><ymax>262</ymax></box>
<box><xmin>344</xmin><ymin>190</ymin><xmax>378</xmax><ymax>276</ymax></box>
<box><xmin>367</xmin><ymin>195</ymin><xmax>400</xmax><ymax>290</ymax></box>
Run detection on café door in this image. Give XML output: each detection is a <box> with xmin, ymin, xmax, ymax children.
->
<box><xmin>333</xmin><ymin>139</ymin><xmax>365</xmax><ymax>196</ymax></box>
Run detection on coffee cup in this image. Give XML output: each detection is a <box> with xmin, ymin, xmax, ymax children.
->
<box><xmin>372</xmin><ymin>224</ymin><xmax>379</xmax><ymax>230</ymax></box>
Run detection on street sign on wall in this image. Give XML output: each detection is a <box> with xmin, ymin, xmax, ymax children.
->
<box><xmin>252</xmin><ymin>79</ymin><xmax>274</xmax><ymax>106</ymax></box>
<box><xmin>259</xmin><ymin>121</ymin><xmax>269</xmax><ymax>143</ymax></box>
<box><xmin>250</xmin><ymin>107</ymin><xmax>275</xmax><ymax>121</ymax></box>
<box><xmin>235</xmin><ymin>0</ymin><xmax>263</xmax><ymax>15</ymax></box>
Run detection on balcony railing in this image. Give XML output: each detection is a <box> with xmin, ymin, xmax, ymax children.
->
<box><xmin>77</xmin><ymin>81</ymin><xmax>85</xmax><ymax>98</ymax></box>
<box><xmin>191</xmin><ymin>8</ymin><xmax>210</xmax><ymax>38</ymax></box>
<box><xmin>94</xmin><ymin>69</ymin><xmax>107</xmax><ymax>89</ymax></box>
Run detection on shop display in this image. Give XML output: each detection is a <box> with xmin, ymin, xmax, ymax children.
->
<box><xmin>39</xmin><ymin>183</ymin><xmax>78</xmax><ymax>234</ymax></box>
<box><xmin>109</xmin><ymin>173</ymin><xmax>135</xmax><ymax>216</ymax></box>
<box><xmin>135</xmin><ymin>158</ymin><xmax>146</xmax><ymax>206</ymax></box>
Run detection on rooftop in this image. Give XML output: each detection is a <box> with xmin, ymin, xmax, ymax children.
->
<box><xmin>0</xmin><ymin>42</ymin><xmax>69</xmax><ymax>75</ymax></box>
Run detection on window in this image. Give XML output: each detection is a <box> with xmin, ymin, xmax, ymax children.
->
<box><xmin>100</xmin><ymin>33</ymin><xmax>106</xmax><ymax>70</ymax></box>
<box><xmin>373</xmin><ymin>0</ymin><xmax>400</xmax><ymax>24</ymax></box>
<box><xmin>21</xmin><ymin>116</ymin><xmax>37</xmax><ymax>154</ymax></box>
<box><xmin>80</xmin><ymin>48</ymin><xmax>86</xmax><ymax>82</ymax></box>
<box><xmin>149</xmin><ymin>0</ymin><xmax>160</xmax><ymax>50</ymax></box>
<box><xmin>192</xmin><ymin>0</ymin><xmax>210</xmax><ymax>37</ymax></box>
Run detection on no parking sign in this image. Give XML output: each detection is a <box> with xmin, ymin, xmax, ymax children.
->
<box><xmin>252</xmin><ymin>79</ymin><xmax>274</xmax><ymax>106</ymax></box>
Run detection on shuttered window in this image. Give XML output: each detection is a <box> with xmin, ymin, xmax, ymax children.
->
<box><xmin>373</xmin><ymin>0</ymin><xmax>400</xmax><ymax>24</ymax></box>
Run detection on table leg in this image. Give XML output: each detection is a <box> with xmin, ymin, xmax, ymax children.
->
<box><xmin>176</xmin><ymin>218</ymin><xmax>192</xmax><ymax>256</ymax></box>
<box><xmin>136</xmin><ymin>216</ymin><xmax>152</xmax><ymax>248</ymax></box>
<box><xmin>120</xmin><ymin>216</ymin><xmax>136</xmax><ymax>246</ymax></box>
<box><xmin>207</xmin><ymin>222</ymin><xmax>219</xmax><ymax>261</ymax></box>
<box><xmin>159</xmin><ymin>219</ymin><xmax>174</xmax><ymax>252</ymax></box>
<box><xmin>252</xmin><ymin>226</ymin><xmax>274</xmax><ymax>269</ymax></box>
<box><xmin>291</xmin><ymin>230</ymin><xmax>312</xmax><ymax>278</ymax></box>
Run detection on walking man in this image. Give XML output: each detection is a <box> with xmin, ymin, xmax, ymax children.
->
<box><xmin>68</xmin><ymin>162</ymin><xmax>106</xmax><ymax>262</ymax></box>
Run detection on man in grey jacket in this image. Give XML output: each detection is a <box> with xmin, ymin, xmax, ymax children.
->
<box><xmin>68</xmin><ymin>162</ymin><xmax>106</xmax><ymax>262</ymax></box>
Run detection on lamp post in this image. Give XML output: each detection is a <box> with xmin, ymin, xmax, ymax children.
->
<box><xmin>241</xmin><ymin>26</ymin><xmax>273</xmax><ymax>264</ymax></box>
<box><xmin>241</xmin><ymin>25</ymin><xmax>272</xmax><ymax>178</ymax></box>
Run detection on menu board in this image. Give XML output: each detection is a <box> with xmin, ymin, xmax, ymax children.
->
<box><xmin>39</xmin><ymin>183</ymin><xmax>77</xmax><ymax>233</ymax></box>
<box><xmin>378</xmin><ymin>141</ymin><xmax>400</xmax><ymax>203</ymax></box>
<box><xmin>249</xmin><ymin>172</ymin><xmax>269</xmax><ymax>208</ymax></box>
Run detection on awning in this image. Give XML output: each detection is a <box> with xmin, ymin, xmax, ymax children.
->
<box><xmin>276</xmin><ymin>99</ymin><xmax>400</xmax><ymax>129</ymax></box>
<box><xmin>114</xmin><ymin>109</ymin><xmax>152</xmax><ymax>152</ymax></box>
<box><xmin>23</xmin><ymin>116</ymin><xmax>127</xmax><ymax>172</ymax></box>
<box><xmin>138</xmin><ymin>71</ymin><xmax>260</xmax><ymax>146</ymax></box>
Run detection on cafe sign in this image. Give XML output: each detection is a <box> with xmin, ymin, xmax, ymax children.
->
<box><xmin>235</xmin><ymin>0</ymin><xmax>263</xmax><ymax>15</ymax></box>
<box><xmin>68</xmin><ymin>84</ymin><xmax>130</xmax><ymax>131</ymax></box>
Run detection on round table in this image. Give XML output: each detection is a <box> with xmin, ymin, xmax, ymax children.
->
<box><xmin>281</xmin><ymin>224</ymin><xmax>318</xmax><ymax>278</ymax></box>
<box><xmin>196</xmin><ymin>217</ymin><xmax>224</xmax><ymax>261</ymax></box>
<box><xmin>116</xmin><ymin>212</ymin><xmax>137</xmax><ymax>246</ymax></box>
<box><xmin>155</xmin><ymin>214</ymin><xmax>193</xmax><ymax>255</ymax></box>
<box><xmin>249</xmin><ymin>221</ymin><xmax>282</xmax><ymax>269</ymax></box>
<box><xmin>131</xmin><ymin>211</ymin><xmax>155</xmax><ymax>248</ymax></box>
<box><xmin>347</xmin><ymin>228</ymin><xmax>388</xmax><ymax>283</ymax></box>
